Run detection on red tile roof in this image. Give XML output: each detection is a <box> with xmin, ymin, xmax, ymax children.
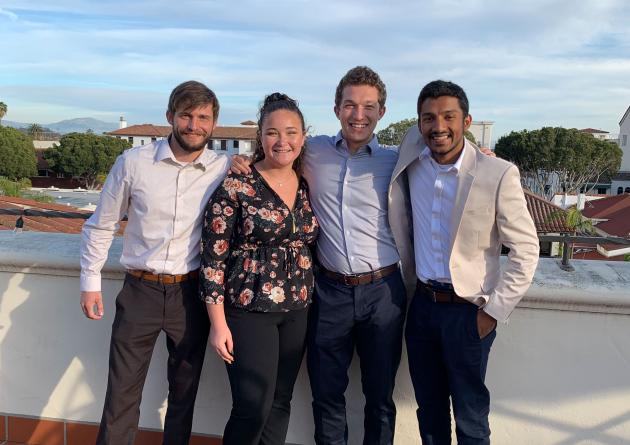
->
<box><xmin>0</xmin><ymin>196</ymin><xmax>125</xmax><ymax>235</ymax></box>
<box><xmin>581</xmin><ymin>193</ymin><xmax>630</xmax><ymax>238</ymax></box>
<box><xmin>106</xmin><ymin>124</ymin><xmax>257</xmax><ymax>140</ymax></box>
<box><xmin>579</xmin><ymin>128</ymin><xmax>609</xmax><ymax>134</ymax></box>
<box><xmin>524</xmin><ymin>190</ymin><xmax>573</xmax><ymax>233</ymax></box>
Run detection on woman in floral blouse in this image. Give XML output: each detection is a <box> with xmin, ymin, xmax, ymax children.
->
<box><xmin>200</xmin><ymin>93</ymin><xmax>319</xmax><ymax>445</ymax></box>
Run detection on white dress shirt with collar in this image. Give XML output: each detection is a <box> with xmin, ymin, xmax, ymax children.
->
<box><xmin>80</xmin><ymin>138</ymin><xmax>230</xmax><ymax>292</ymax></box>
<box><xmin>408</xmin><ymin>144</ymin><xmax>466</xmax><ymax>284</ymax></box>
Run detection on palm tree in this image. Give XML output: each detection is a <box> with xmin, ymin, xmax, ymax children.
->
<box><xmin>0</xmin><ymin>102</ymin><xmax>7</xmax><ymax>126</ymax></box>
<box><xmin>27</xmin><ymin>123</ymin><xmax>44</xmax><ymax>140</ymax></box>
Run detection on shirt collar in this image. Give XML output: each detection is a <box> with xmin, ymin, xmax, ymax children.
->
<box><xmin>155</xmin><ymin>137</ymin><xmax>216</xmax><ymax>169</ymax></box>
<box><xmin>419</xmin><ymin>140</ymin><xmax>467</xmax><ymax>173</ymax></box>
<box><xmin>334</xmin><ymin>130</ymin><xmax>380</xmax><ymax>155</ymax></box>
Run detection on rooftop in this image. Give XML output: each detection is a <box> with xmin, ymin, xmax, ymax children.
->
<box><xmin>106</xmin><ymin>124</ymin><xmax>258</xmax><ymax>140</ymax></box>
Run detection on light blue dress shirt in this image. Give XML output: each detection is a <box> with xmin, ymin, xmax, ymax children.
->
<box><xmin>302</xmin><ymin>132</ymin><xmax>400</xmax><ymax>274</ymax></box>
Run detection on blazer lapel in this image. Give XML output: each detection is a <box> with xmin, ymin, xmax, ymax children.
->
<box><xmin>449</xmin><ymin>143</ymin><xmax>477</xmax><ymax>252</ymax></box>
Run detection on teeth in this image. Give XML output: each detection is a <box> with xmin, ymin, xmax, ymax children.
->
<box><xmin>350</xmin><ymin>124</ymin><xmax>367</xmax><ymax>128</ymax></box>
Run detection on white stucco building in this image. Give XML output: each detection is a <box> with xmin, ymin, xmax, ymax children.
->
<box><xmin>469</xmin><ymin>120</ymin><xmax>494</xmax><ymax>148</ymax></box>
<box><xmin>612</xmin><ymin>106</ymin><xmax>630</xmax><ymax>194</ymax></box>
<box><xmin>106</xmin><ymin>118</ymin><xmax>257</xmax><ymax>156</ymax></box>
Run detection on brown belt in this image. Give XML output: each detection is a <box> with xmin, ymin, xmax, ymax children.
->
<box><xmin>417</xmin><ymin>280</ymin><xmax>472</xmax><ymax>304</ymax></box>
<box><xmin>127</xmin><ymin>269</ymin><xmax>199</xmax><ymax>284</ymax></box>
<box><xmin>321</xmin><ymin>263</ymin><xmax>399</xmax><ymax>286</ymax></box>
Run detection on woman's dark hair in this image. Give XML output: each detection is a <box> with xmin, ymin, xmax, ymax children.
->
<box><xmin>253</xmin><ymin>92</ymin><xmax>307</xmax><ymax>174</ymax></box>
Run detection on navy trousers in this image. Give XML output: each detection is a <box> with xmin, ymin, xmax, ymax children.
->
<box><xmin>406</xmin><ymin>284</ymin><xmax>496</xmax><ymax>445</ymax></box>
<box><xmin>307</xmin><ymin>270</ymin><xmax>406</xmax><ymax>445</ymax></box>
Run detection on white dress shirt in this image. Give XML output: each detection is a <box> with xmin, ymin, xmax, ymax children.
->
<box><xmin>80</xmin><ymin>139</ymin><xmax>230</xmax><ymax>292</ymax></box>
<box><xmin>408</xmin><ymin>144</ymin><xmax>466</xmax><ymax>283</ymax></box>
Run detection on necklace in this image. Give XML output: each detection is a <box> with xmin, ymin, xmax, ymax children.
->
<box><xmin>265</xmin><ymin>171</ymin><xmax>296</xmax><ymax>187</ymax></box>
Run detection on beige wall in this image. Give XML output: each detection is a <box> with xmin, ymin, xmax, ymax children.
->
<box><xmin>1</xmin><ymin>232</ymin><xmax>630</xmax><ymax>444</ymax></box>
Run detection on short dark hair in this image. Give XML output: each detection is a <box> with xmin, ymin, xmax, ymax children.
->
<box><xmin>417</xmin><ymin>80</ymin><xmax>469</xmax><ymax>117</ymax></box>
<box><xmin>167</xmin><ymin>80</ymin><xmax>220</xmax><ymax>120</ymax></box>
<box><xmin>335</xmin><ymin>66</ymin><xmax>386</xmax><ymax>108</ymax></box>
<box><xmin>253</xmin><ymin>92</ymin><xmax>307</xmax><ymax>174</ymax></box>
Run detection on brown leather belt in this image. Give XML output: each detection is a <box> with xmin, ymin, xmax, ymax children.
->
<box><xmin>127</xmin><ymin>269</ymin><xmax>199</xmax><ymax>284</ymax></box>
<box><xmin>321</xmin><ymin>263</ymin><xmax>399</xmax><ymax>286</ymax></box>
<box><xmin>417</xmin><ymin>280</ymin><xmax>472</xmax><ymax>304</ymax></box>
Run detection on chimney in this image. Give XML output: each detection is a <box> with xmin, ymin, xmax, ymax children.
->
<box><xmin>119</xmin><ymin>116</ymin><xmax>127</xmax><ymax>129</ymax></box>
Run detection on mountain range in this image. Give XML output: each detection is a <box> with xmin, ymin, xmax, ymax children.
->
<box><xmin>2</xmin><ymin>117</ymin><xmax>118</xmax><ymax>135</ymax></box>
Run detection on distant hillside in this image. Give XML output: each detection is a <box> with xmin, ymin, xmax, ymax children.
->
<box><xmin>46</xmin><ymin>118</ymin><xmax>118</xmax><ymax>134</ymax></box>
<box><xmin>1</xmin><ymin>117</ymin><xmax>117</xmax><ymax>134</ymax></box>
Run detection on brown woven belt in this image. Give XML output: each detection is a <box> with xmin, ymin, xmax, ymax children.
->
<box><xmin>417</xmin><ymin>280</ymin><xmax>472</xmax><ymax>304</ymax></box>
<box><xmin>321</xmin><ymin>263</ymin><xmax>399</xmax><ymax>286</ymax></box>
<box><xmin>127</xmin><ymin>269</ymin><xmax>199</xmax><ymax>284</ymax></box>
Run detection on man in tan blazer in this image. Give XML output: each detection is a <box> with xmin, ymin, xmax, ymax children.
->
<box><xmin>388</xmin><ymin>80</ymin><xmax>539</xmax><ymax>444</ymax></box>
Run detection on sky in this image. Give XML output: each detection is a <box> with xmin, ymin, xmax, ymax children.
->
<box><xmin>1</xmin><ymin>0</ymin><xmax>630</xmax><ymax>140</ymax></box>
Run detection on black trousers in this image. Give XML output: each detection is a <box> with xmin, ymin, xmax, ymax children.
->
<box><xmin>222</xmin><ymin>306</ymin><xmax>308</xmax><ymax>445</ymax></box>
<box><xmin>406</xmin><ymin>284</ymin><xmax>496</xmax><ymax>445</ymax></box>
<box><xmin>307</xmin><ymin>271</ymin><xmax>407</xmax><ymax>445</ymax></box>
<box><xmin>96</xmin><ymin>274</ymin><xmax>208</xmax><ymax>445</ymax></box>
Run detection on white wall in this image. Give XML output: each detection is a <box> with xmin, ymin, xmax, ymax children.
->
<box><xmin>620</xmin><ymin>113</ymin><xmax>630</xmax><ymax>171</ymax></box>
<box><xmin>469</xmin><ymin>121</ymin><xmax>494</xmax><ymax>148</ymax></box>
<box><xmin>2</xmin><ymin>232</ymin><xmax>630</xmax><ymax>444</ymax></box>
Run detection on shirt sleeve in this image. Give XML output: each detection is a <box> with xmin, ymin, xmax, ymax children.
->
<box><xmin>79</xmin><ymin>155</ymin><xmax>130</xmax><ymax>292</ymax></box>
<box><xmin>199</xmin><ymin>175</ymin><xmax>240</xmax><ymax>304</ymax></box>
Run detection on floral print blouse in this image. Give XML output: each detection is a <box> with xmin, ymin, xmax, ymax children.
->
<box><xmin>200</xmin><ymin>167</ymin><xmax>319</xmax><ymax>312</ymax></box>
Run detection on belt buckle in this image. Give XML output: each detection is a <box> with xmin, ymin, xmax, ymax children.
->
<box><xmin>343</xmin><ymin>273</ymin><xmax>357</xmax><ymax>286</ymax></box>
<box><xmin>429</xmin><ymin>289</ymin><xmax>438</xmax><ymax>303</ymax></box>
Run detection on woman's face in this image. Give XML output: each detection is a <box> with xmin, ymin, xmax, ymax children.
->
<box><xmin>260</xmin><ymin>109</ymin><xmax>305</xmax><ymax>169</ymax></box>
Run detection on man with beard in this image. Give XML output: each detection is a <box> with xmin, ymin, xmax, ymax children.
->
<box><xmin>80</xmin><ymin>80</ymin><xmax>230</xmax><ymax>445</ymax></box>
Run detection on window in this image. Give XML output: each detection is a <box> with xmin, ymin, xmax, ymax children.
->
<box><xmin>618</xmin><ymin>187</ymin><xmax>624</xmax><ymax>195</ymax></box>
<box><xmin>233</xmin><ymin>140</ymin><xmax>240</xmax><ymax>148</ymax></box>
<box><xmin>128</xmin><ymin>137</ymin><xmax>133</xmax><ymax>143</ymax></box>
<box><xmin>57</xmin><ymin>172</ymin><xmax>65</xmax><ymax>178</ymax></box>
<box><xmin>37</xmin><ymin>169</ymin><xmax>49</xmax><ymax>177</ymax></box>
<box><xmin>221</xmin><ymin>140</ymin><xmax>227</xmax><ymax>150</ymax></box>
<box><xmin>626</xmin><ymin>187</ymin><xmax>630</xmax><ymax>193</ymax></box>
<box><xmin>623</xmin><ymin>135</ymin><xmax>628</xmax><ymax>146</ymax></box>
<box><xmin>151</xmin><ymin>137</ymin><xmax>157</xmax><ymax>142</ymax></box>
<box><xmin>597</xmin><ymin>187</ymin><xmax>607</xmax><ymax>194</ymax></box>
<box><xmin>140</xmin><ymin>140</ymin><xmax>145</xmax><ymax>145</ymax></box>
<box><xmin>208</xmin><ymin>139</ymin><xmax>214</xmax><ymax>149</ymax></box>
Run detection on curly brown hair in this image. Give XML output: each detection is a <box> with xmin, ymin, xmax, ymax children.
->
<box><xmin>334</xmin><ymin>66</ymin><xmax>387</xmax><ymax>109</ymax></box>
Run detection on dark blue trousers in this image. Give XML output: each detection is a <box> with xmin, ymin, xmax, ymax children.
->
<box><xmin>406</xmin><ymin>284</ymin><xmax>496</xmax><ymax>445</ymax></box>
<box><xmin>307</xmin><ymin>270</ymin><xmax>406</xmax><ymax>445</ymax></box>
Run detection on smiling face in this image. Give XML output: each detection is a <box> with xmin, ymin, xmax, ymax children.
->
<box><xmin>166</xmin><ymin>103</ymin><xmax>216</xmax><ymax>154</ymax></box>
<box><xmin>334</xmin><ymin>84</ymin><xmax>385</xmax><ymax>153</ymax></box>
<box><xmin>260</xmin><ymin>109</ymin><xmax>306</xmax><ymax>169</ymax></box>
<box><xmin>419</xmin><ymin>95</ymin><xmax>472</xmax><ymax>165</ymax></box>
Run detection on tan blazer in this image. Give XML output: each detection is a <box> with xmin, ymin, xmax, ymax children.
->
<box><xmin>388</xmin><ymin>125</ymin><xmax>539</xmax><ymax>323</ymax></box>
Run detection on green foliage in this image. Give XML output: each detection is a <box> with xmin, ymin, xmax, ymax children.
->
<box><xmin>464</xmin><ymin>130</ymin><xmax>477</xmax><ymax>145</ymax></box>
<box><xmin>44</xmin><ymin>133</ymin><xmax>131</xmax><ymax>189</ymax></box>
<box><xmin>377</xmin><ymin>118</ymin><xmax>417</xmax><ymax>146</ymax></box>
<box><xmin>27</xmin><ymin>123</ymin><xmax>44</xmax><ymax>139</ymax></box>
<box><xmin>0</xmin><ymin>101</ymin><xmax>7</xmax><ymax>126</ymax></box>
<box><xmin>495</xmin><ymin>127</ymin><xmax>623</xmax><ymax>200</ymax></box>
<box><xmin>0</xmin><ymin>176</ymin><xmax>54</xmax><ymax>202</ymax></box>
<box><xmin>377</xmin><ymin>117</ymin><xmax>479</xmax><ymax>147</ymax></box>
<box><xmin>0</xmin><ymin>126</ymin><xmax>37</xmax><ymax>179</ymax></box>
<box><xmin>624</xmin><ymin>254</ymin><xmax>630</xmax><ymax>262</ymax></box>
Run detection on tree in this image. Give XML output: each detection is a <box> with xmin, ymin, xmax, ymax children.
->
<box><xmin>495</xmin><ymin>127</ymin><xmax>622</xmax><ymax>200</ymax></box>
<box><xmin>44</xmin><ymin>132</ymin><xmax>131</xmax><ymax>189</ymax></box>
<box><xmin>27</xmin><ymin>123</ymin><xmax>44</xmax><ymax>140</ymax></box>
<box><xmin>0</xmin><ymin>126</ymin><xmax>37</xmax><ymax>179</ymax></box>
<box><xmin>377</xmin><ymin>117</ymin><xmax>479</xmax><ymax>146</ymax></box>
<box><xmin>0</xmin><ymin>102</ymin><xmax>6</xmax><ymax>126</ymax></box>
